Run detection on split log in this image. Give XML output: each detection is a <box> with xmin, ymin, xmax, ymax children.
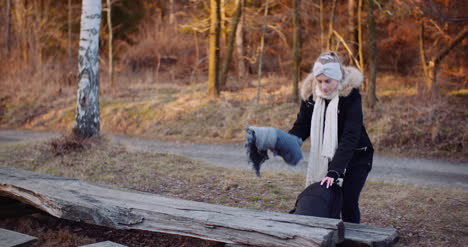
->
<box><xmin>0</xmin><ymin>165</ymin><xmax>343</xmax><ymax>247</ymax></box>
<box><xmin>339</xmin><ymin>223</ymin><xmax>400</xmax><ymax>247</ymax></box>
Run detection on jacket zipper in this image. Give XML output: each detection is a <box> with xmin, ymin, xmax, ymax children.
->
<box><xmin>355</xmin><ymin>147</ymin><xmax>367</xmax><ymax>151</ymax></box>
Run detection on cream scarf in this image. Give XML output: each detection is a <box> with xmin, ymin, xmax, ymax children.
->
<box><xmin>306</xmin><ymin>86</ymin><xmax>339</xmax><ymax>187</ymax></box>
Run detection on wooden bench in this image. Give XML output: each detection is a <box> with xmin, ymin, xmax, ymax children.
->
<box><xmin>0</xmin><ymin>228</ymin><xmax>37</xmax><ymax>247</ymax></box>
<box><xmin>0</xmin><ymin>165</ymin><xmax>398</xmax><ymax>247</ymax></box>
<box><xmin>79</xmin><ymin>241</ymin><xmax>127</xmax><ymax>247</ymax></box>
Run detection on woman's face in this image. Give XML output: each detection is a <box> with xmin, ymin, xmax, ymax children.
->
<box><xmin>316</xmin><ymin>74</ymin><xmax>339</xmax><ymax>96</ymax></box>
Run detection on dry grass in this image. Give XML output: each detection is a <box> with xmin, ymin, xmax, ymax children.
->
<box><xmin>1</xmin><ymin>72</ymin><xmax>466</xmax><ymax>161</ymax></box>
<box><xmin>0</xmin><ymin>139</ymin><xmax>467</xmax><ymax>246</ymax></box>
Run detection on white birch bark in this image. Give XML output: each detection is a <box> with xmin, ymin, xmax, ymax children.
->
<box><xmin>73</xmin><ymin>0</ymin><xmax>102</xmax><ymax>138</ymax></box>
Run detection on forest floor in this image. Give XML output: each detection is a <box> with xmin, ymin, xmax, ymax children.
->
<box><xmin>0</xmin><ymin>136</ymin><xmax>467</xmax><ymax>247</ymax></box>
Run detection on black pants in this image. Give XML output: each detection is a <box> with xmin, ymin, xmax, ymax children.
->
<box><xmin>341</xmin><ymin>149</ymin><xmax>373</xmax><ymax>223</ymax></box>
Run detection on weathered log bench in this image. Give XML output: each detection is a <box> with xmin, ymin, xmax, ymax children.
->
<box><xmin>0</xmin><ymin>228</ymin><xmax>37</xmax><ymax>247</ymax></box>
<box><xmin>0</xmin><ymin>165</ymin><xmax>398</xmax><ymax>247</ymax></box>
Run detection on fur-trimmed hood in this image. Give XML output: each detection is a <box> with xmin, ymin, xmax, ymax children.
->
<box><xmin>300</xmin><ymin>66</ymin><xmax>364</xmax><ymax>101</ymax></box>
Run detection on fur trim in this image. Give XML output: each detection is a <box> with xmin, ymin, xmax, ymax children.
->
<box><xmin>300</xmin><ymin>66</ymin><xmax>364</xmax><ymax>101</ymax></box>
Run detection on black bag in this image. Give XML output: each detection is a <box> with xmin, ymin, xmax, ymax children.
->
<box><xmin>289</xmin><ymin>182</ymin><xmax>343</xmax><ymax>219</ymax></box>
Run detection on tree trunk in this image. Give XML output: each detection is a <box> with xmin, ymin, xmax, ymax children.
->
<box><xmin>67</xmin><ymin>0</ymin><xmax>72</xmax><ymax>59</ymax></box>
<box><xmin>326</xmin><ymin>0</ymin><xmax>337</xmax><ymax>50</ymax></box>
<box><xmin>5</xmin><ymin>0</ymin><xmax>11</xmax><ymax>56</ymax></box>
<box><xmin>366</xmin><ymin>0</ymin><xmax>377</xmax><ymax>109</ymax></box>
<box><xmin>256</xmin><ymin>0</ymin><xmax>270</xmax><ymax>104</ymax></box>
<box><xmin>169</xmin><ymin>0</ymin><xmax>175</xmax><ymax>26</ymax></box>
<box><xmin>208</xmin><ymin>0</ymin><xmax>221</xmax><ymax>98</ymax></box>
<box><xmin>73</xmin><ymin>0</ymin><xmax>102</xmax><ymax>138</ymax></box>
<box><xmin>357</xmin><ymin>0</ymin><xmax>365</xmax><ymax>89</ymax></box>
<box><xmin>418</xmin><ymin>18</ymin><xmax>429</xmax><ymax>94</ymax></box>
<box><xmin>348</xmin><ymin>0</ymin><xmax>357</xmax><ymax>58</ymax></box>
<box><xmin>319</xmin><ymin>0</ymin><xmax>324</xmax><ymax>49</ymax></box>
<box><xmin>235</xmin><ymin>0</ymin><xmax>246</xmax><ymax>84</ymax></box>
<box><xmin>106</xmin><ymin>0</ymin><xmax>114</xmax><ymax>88</ymax></box>
<box><xmin>220</xmin><ymin>0</ymin><xmax>243</xmax><ymax>89</ymax></box>
<box><xmin>292</xmin><ymin>0</ymin><xmax>301</xmax><ymax>103</ymax></box>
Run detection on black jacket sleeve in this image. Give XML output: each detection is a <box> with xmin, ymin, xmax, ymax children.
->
<box><xmin>288</xmin><ymin>98</ymin><xmax>314</xmax><ymax>141</ymax></box>
<box><xmin>329</xmin><ymin>90</ymin><xmax>363</xmax><ymax>174</ymax></box>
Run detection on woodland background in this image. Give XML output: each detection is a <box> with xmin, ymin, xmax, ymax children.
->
<box><xmin>0</xmin><ymin>0</ymin><xmax>466</xmax><ymax>160</ymax></box>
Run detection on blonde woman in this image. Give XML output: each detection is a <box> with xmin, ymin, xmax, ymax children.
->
<box><xmin>289</xmin><ymin>51</ymin><xmax>373</xmax><ymax>223</ymax></box>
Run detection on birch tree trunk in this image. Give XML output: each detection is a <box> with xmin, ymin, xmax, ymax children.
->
<box><xmin>235</xmin><ymin>0</ymin><xmax>246</xmax><ymax>84</ymax></box>
<box><xmin>220</xmin><ymin>0</ymin><xmax>242</xmax><ymax>89</ymax></box>
<box><xmin>256</xmin><ymin>0</ymin><xmax>270</xmax><ymax>104</ymax></box>
<box><xmin>366</xmin><ymin>0</ymin><xmax>377</xmax><ymax>109</ymax></box>
<box><xmin>73</xmin><ymin>0</ymin><xmax>102</xmax><ymax>138</ymax></box>
<box><xmin>5</xmin><ymin>0</ymin><xmax>11</xmax><ymax>56</ymax></box>
<box><xmin>292</xmin><ymin>0</ymin><xmax>301</xmax><ymax>103</ymax></box>
<box><xmin>208</xmin><ymin>0</ymin><xmax>221</xmax><ymax>98</ymax></box>
<box><xmin>106</xmin><ymin>0</ymin><xmax>114</xmax><ymax>87</ymax></box>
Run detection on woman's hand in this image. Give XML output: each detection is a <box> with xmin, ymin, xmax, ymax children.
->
<box><xmin>320</xmin><ymin>176</ymin><xmax>334</xmax><ymax>189</ymax></box>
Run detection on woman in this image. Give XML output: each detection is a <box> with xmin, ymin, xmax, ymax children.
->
<box><xmin>289</xmin><ymin>51</ymin><xmax>373</xmax><ymax>224</ymax></box>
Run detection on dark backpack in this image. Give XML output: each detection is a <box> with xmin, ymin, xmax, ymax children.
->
<box><xmin>289</xmin><ymin>182</ymin><xmax>343</xmax><ymax>219</ymax></box>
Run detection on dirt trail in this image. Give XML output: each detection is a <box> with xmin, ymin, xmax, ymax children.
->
<box><xmin>1</xmin><ymin>129</ymin><xmax>467</xmax><ymax>189</ymax></box>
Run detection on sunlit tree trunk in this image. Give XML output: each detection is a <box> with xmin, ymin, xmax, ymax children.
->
<box><xmin>208</xmin><ymin>0</ymin><xmax>221</xmax><ymax>98</ymax></box>
<box><xmin>73</xmin><ymin>0</ymin><xmax>102</xmax><ymax>138</ymax></box>
<box><xmin>235</xmin><ymin>0</ymin><xmax>246</xmax><ymax>83</ymax></box>
<box><xmin>5</xmin><ymin>0</ymin><xmax>11</xmax><ymax>56</ymax></box>
<box><xmin>220</xmin><ymin>0</ymin><xmax>242</xmax><ymax>89</ymax></box>
<box><xmin>106</xmin><ymin>0</ymin><xmax>114</xmax><ymax>87</ymax></box>
<box><xmin>319</xmin><ymin>0</ymin><xmax>324</xmax><ymax>49</ymax></box>
<box><xmin>418</xmin><ymin>18</ymin><xmax>428</xmax><ymax>94</ymax></box>
<box><xmin>326</xmin><ymin>0</ymin><xmax>337</xmax><ymax>50</ymax></box>
<box><xmin>348</xmin><ymin>0</ymin><xmax>357</xmax><ymax>57</ymax></box>
<box><xmin>357</xmin><ymin>0</ymin><xmax>365</xmax><ymax>89</ymax></box>
<box><xmin>256</xmin><ymin>0</ymin><xmax>270</xmax><ymax>104</ymax></box>
<box><xmin>366</xmin><ymin>0</ymin><xmax>377</xmax><ymax>109</ymax></box>
<box><xmin>292</xmin><ymin>0</ymin><xmax>301</xmax><ymax>102</ymax></box>
<box><xmin>169</xmin><ymin>0</ymin><xmax>175</xmax><ymax>26</ymax></box>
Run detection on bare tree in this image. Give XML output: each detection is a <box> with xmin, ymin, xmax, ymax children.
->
<box><xmin>208</xmin><ymin>0</ymin><xmax>221</xmax><ymax>98</ymax></box>
<box><xmin>292</xmin><ymin>0</ymin><xmax>301</xmax><ymax>102</ymax></box>
<box><xmin>420</xmin><ymin>23</ymin><xmax>468</xmax><ymax>98</ymax></box>
<box><xmin>105</xmin><ymin>0</ymin><xmax>114</xmax><ymax>87</ymax></box>
<box><xmin>235</xmin><ymin>0</ymin><xmax>246</xmax><ymax>83</ymax></box>
<box><xmin>319</xmin><ymin>0</ymin><xmax>324</xmax><ymax>48</ymax></box>
<box><xmin>5</xmin><ymin>0</ymin><xmax>11</xmax><ymax>56</ymax></box>
<box><xmin>357</xmin><ymin>0</ymin><xmax>365</xmax><ymax>89</ymax></box>
<box><xmin>366</xmin><ymin>0</ymin><xmax>377</xmax><ymax>109</ymax></box>
<box><xmin>326</xmin><ymin>0</ymin><xmax>337</xmax><ymax>50</ymax></box>
<box><xmin>73</xmin><ymin>0</ymin><xmax>102</xmax><ymax>138</ymax></box>
<box><xmin>67</xmin><ymin>0</ymin><xmax>72</xmax><ymax>59</ymax></box>
<box><xmin>347</xmin><ymin>0</ymin><xmax>357</xmax><ymax>57</ymax></box>
<box><xmin>256</xmin><ymin>0</ymin><xmax>270</xmax><ymax>104</ymax></box>
<box><xmin>220</xmin><ymin>0</ymin><xmax>243</xmax><ymax>89</ymax></box>
<box><xmin>169</xmin><ymin>0</ymin><xmax>175</xmax><ymax>26</ymax></box>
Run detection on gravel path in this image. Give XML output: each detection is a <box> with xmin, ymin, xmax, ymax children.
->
<box><xmin>1</xmin><ymin>129</ymin><xmax>467</xmax><ymax>189</ymax></box>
